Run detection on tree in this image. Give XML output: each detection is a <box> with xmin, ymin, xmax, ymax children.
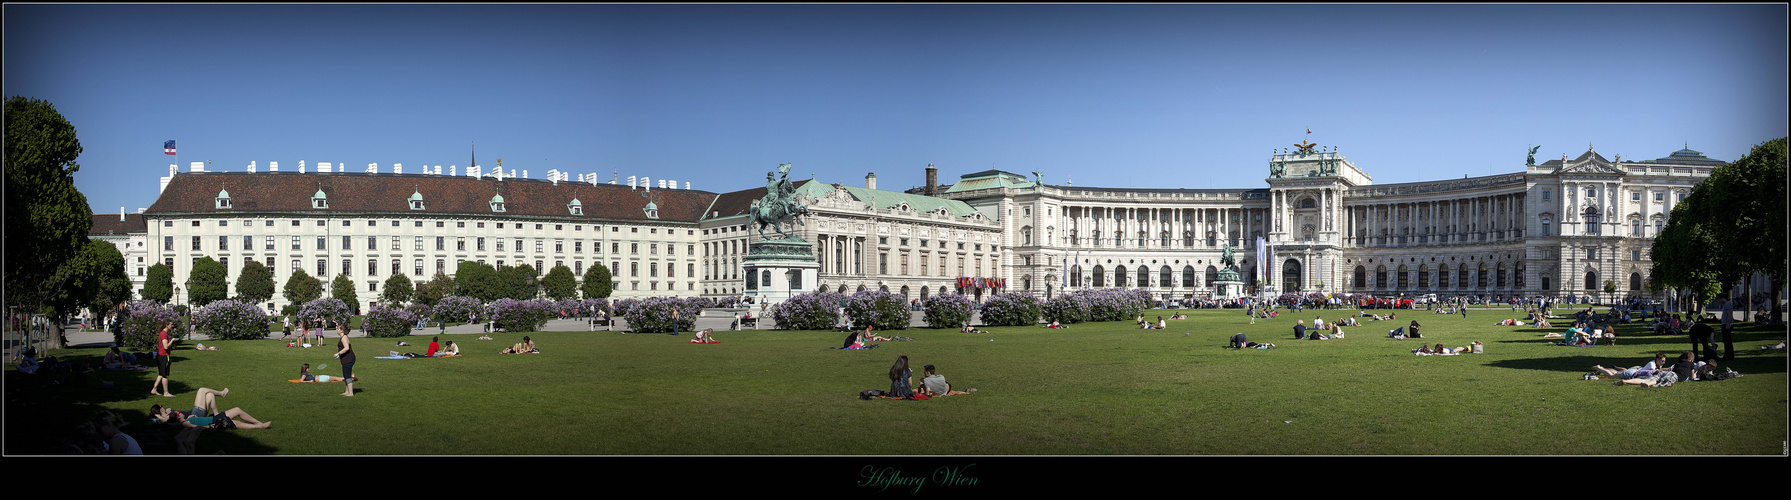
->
<box><xmin>454</xmin><ymin>261</ymin><xmax>497</xmax><ymax>302</ymax></box>
<box><xmin>142</xmin><ymin>263</ymin><xmax>174</xmax><ymax>304</ymax></box>
<box><xmin>413</xmin><ymin>272</ymin><xmax>454</xmax><ymax>307</ymax></box>
<box><xmin>330</xmin><ymin>274</ymin><xmax>360</xmax><ymax>315</ymax></box>
<box><xmin>235</xmin><ymin>260</ymin><xmax>276</xmax><ymax>305</ymax></box>
<box><xmin>1602</xmin><ymin>279</ymin><xmax>1617</xmax><ymax>303</ymax></box>
<box><xmin>382</xmin><ymin>273</ymin><xmax>414</xmax><ymax>306</ymax></box>
<box><xmin>187</xmin><ymin>257</ymin><xmax>229</xmax><ymax>307</ymax></box>
<box><xmin>541</xmin><ymin>265</ymin><xmax>578</xmax><ymax>300</ymax></box>
<box><xmin>4</xmin><ymin>96</ymin><xmax>90</xmax><ymax>313</ymax></box>
<box><xmin>43</xmin><ymin>240</ymin><xmax>128</xmax><ymax>320</ymax></box>
<box><xmin>582</xmin><ymin>263</ymin><xmax>613</xmax><ymax>299</ymax></box>
<box><xmin>496</xmin><ymin>263</ymin><xmax>539</xmax><ymax>300</ymax></box>
<box><xmin>1716</xmin><ymin>138</ymin><xmax>1787</xmax><ymax>326</ymax></box>
<box><xmin>283</xmin><ymin>268</ymin><xmax>323</xmax><ymax>308</ymax></box>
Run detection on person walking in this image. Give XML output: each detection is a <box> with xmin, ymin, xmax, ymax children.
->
<box><xmin>671</xmin><ymin>307</ymin><xmax>681</xmax><ymax>336</ymax></box>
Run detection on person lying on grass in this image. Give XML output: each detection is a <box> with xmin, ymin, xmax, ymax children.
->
<box><xmin>150</xmin><ymin>388</ymin><xmax>272</xmax><ymax>454</ymax></box>
<box><xmin>500</xmin><ymin>336</ymin><xmax>539</xmax><ymax>354</ymax></box>
<box><xmin>1229</xmin><ymin>332</ymin><xmax>1275</xmax><ymax>349</ymax></box>
<box><xmin>1595</xmin><ymin>352</ymin><xmax>1692</xmax><ymax>387</ymax></box>
<box><xmin>959</xmin><ymin>324</ymin><xmax>989</xmax><ymax>334</ymax></box>
<box><xmin>103</xmin><ymin>346</ymin><xmax>147</xmax><ymax>370</ymax></box>
<box><xmin>917</xmin><ymin>364</ymin><xmax>976</xmax><ymax>396</ymax></box>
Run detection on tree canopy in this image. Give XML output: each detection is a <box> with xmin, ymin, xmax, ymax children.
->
<box><xmin>4</xmin><ymin>96</ymin><xmax>90</xmax><ymax>310</ymax></box>
<box><xmin>142</xmin><ymin>263</ymin><xmax>174</xmax><ymax>304</ymax></box>
<box><xmin>330</xmin><ymin>274</ymin><xmax>360</xmax><ymax>314</ymax></box>
<box><xmin>235</xmin><ymin>260</ymin><xmax>276</xmax><ymax>305</ymax></box>
<box><xmin>187</xmin><ymin>257</ymin><xmax>229</xmax><ymax>307</ymax></box>
<box><xmin>542</xmin><ymin>265</ymin><xmax>578</xmax><ymax>300</ymax></box>
<box><xmin>582</xmin><ymin>263</ymin><xmax>613</xmax><ymax>299</ymax></box>
<box><xmin>413</xmin><ymin>272</ymin><xmax>455</xmax><ymax>307</ymax></box>
<box><xmin>43</xmin><ymin>240</ymin><xmax>130</xmax><ymax>318</ymax></box>
<box><xmin>382</xmin><ymin>272</ymin><xmax>414</xmax><ymax>306</ymax></box>
<box><xmin>283</xmin><ymin>268</ymin><xmax>323</xmax><ymax>306</ymax></box>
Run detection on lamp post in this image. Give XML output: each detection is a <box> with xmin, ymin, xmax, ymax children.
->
<box><xmin>184</xmin><ymin>279</ymin><xmax>195</xmax><ymax>339</ymax></box>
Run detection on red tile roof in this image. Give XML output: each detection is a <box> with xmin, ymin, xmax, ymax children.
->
<box><xmin>89</xmin><ymin>213</ymin><xmax>147</xmax><ymax>236</ymax></box>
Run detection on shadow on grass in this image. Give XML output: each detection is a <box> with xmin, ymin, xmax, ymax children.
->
<box><xmin>4</xmin><ymin>346</ymin><xmax>280</xmax><ymax>456</ymax></box>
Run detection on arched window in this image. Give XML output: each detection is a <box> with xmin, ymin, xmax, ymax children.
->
<box><xmin>1629</xmin><ymin>272</ymin><xmax>1642</xmax><ymax>291</ymax></box>
<box><xmin>1477</xmin><ymin>264</ymin><xmax>1489</xmax><ymax>289</ymax></box>
<box><xmin>1183</xmin><ymin>266</ymin><xmax>1197</xmax><ymax>287</ymax></box>
<box><xmin>1418</xmin><ymin>265</ymin><xmax>1430</xmax><ymax>290</ymax></box>
<box><xmin>1376</xmin><ymin>266</ymin><xmax>1388</xmax><ymax>289</ymax></box>
<box><xmin>1160</xmin><ymin>266</ymin><xmax>1173</xmax><ymax>288</ymax></box>
<box><xmin>1354</xmin><ymin>266</ymin><xmax>1367</xmax><ymax>290</ymax></box>
<box><xmin>1114</xmin><ymin>266</ymin><xmax>1128</xmax><ymax>287</ymax></box>
<box><xmin>1496</xmin><ymin>263</ymin><xmax>1507</xmax><ymax>288</ymax></box>
<box><xmin>1457</xmin><ymin>263</ymin><xmax>1470</xmax><ymax>288</ymax></box>
<box><xmin>1137</xmin><ymin>266</ymin><xmax>1149</xmax><ymax>288</ymax></box>
<box><xmin>1397</xmin><ymin>265</ymin><xmax>1409</xmax><ymax>290</ymax></box>
<box><xmin>1092</xmin><ymin>265</ymin><xmax>1105</xmax><ymax>287</ymax></box>
<box><xmin>1585</xmin><ymin>271</ymin><xmax>1598</xmax><ymax>291</ymax></box>
<box><xmin>1071</xmin><ymin>265</ymin><xmax>1083</xmax><ymax>287</ymax></box>
<box><xmin>1022</xmin><ymin>226</ymin><xmax>1033</xmax><ymax>246</ymax></box>
<box><xmin>1439</xmin><ymin>265</ymin><xmax>1451</xmax><ymax>289</ymax></box>
<box><xmin>1206</xmin><ymin>265</ymin><xmax>1220</xmax><ymax>285</ymax></box>
<box><xmin>1283</xmin><ymin>259</ymin><xmax>1303</xmax><ymax>291</ymax></box>
<box><xmin>1584</xmin><ymin>207</ymin><xmax>1601</xmax><ymax>235</ymax></box>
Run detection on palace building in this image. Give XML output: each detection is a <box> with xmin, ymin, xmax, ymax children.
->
<box><xmin>110</xmin><ymin>142</ymin><xmax>1736</xmax><ymax>313</ymax></box>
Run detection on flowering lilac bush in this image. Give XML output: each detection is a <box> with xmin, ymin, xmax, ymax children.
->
<box><xmin>405</xmin><ymin>303</ymin><xmax>432</xmax><ymax>321</ymax></box>
<box><xmin>581</xmin><ymin>298</ymin><xmax>610</xmax><ymax>316</ymax></box>
<box><xmin>120</xmin><ymin>301</ymin><xmax>181</xmax><ymax>351</ymax></box>
<box><xmin>1044</xmin><ymin>289</ymin><xmax>1153</xmax><ymax>324</ymax></box>
<box><xmin>487</xmin><ymin>298</ymin><xmax>552</xmax><ymax>332</ymax></box>
<box><xmin>842</xmin><ymin>290</ymin><xmax>910</xmax><ymax>330</ymax></box>
<box><xmin>298</xmin><ymin>298</ymin><xmax>351</xmax><ymax>325</ymax></box>
<box><xmin>769</xmin><ymin>291</ymin><xmax>845</xmax><ymax>331</ymax></box>
<box><xmin>1043</xmin><ymin>293</ymin><xmax>1092</xmax><ymax>324</ymax></box>
<box><xmin>364</xmin><ymin>305</ymin><xmax>418</xmax><ymax>338</ymax></box>
<box><xmin>980</xmin><ymin>292</ymin><xmax>1044</xmax><ymax>326</ymax></box>
<box><xmin>612</xmin><ymin>298</ymin><xmax>640</xmax><ymax>318</ymax></box>
<box><xmin>922</xmin><ymin>293</ymin><xmax>975</xmax><ymax>329</ymax></box>
<box><xmin>431</xmin><ymin>296</ymin><xmax>482</xmax><ymax>325</ymax></box>
<box><xmin>192</xmin><ymin>299</ymin><xmax>270</xmax><ymax>341</ymax></box>
<box><xmin>621</xmin><ymin>296</ymin><xmax>697</xmax><ymax>333</ymax></box>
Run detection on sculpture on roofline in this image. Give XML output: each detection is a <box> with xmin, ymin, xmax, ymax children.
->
<box><xmin>1527</xmin><ymin>145</ymin><xmax>1540</xmax><ymax>166</ymax></box>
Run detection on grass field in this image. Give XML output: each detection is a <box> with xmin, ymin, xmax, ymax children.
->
<box><xmin>6</xmin><ymin>307</ymin><xmax>1786</xmax><ymax>455</ymax></box>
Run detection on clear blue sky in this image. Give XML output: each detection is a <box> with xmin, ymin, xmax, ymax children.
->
<box><xmin>5</xmin><ymin>4</ymin><xmax>1785</xmax><ymax>214</ymax></box>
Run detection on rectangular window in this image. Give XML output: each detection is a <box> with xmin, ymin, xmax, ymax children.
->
<box><xmin>436</xmin><ymin>259</ymin><xmax>445</xmax><ymax>275</ymax></box>
<box><xmin>650</xmin><ymin>244</ymin><xmax>658</xmax><ymax>255</ymax></box>
<box><xmin>574</xmin><ymin>241</ymin><xmax>583</xmax><ymax>253</ymax></box>
<box><xmin>457</xmin><ymin>237</ymin><xmax>466</xmax><ymax>251</ymax></box>
<box><xmin>368</xmin><ymin>259</ymin><xmax>378</xmax><ymax>276</ymax></box>
<box><xmin>555</xmin><ymin>240</ymin><xmax>563</xmax><ymax>253</ymax></box>
<box><xmin>342</xmin><ymin>259</ymin><xmax>352</xmax><ymax>276</ymax></box>
<box><xmin>1654</xmin><ymin>192</ymin><xmax>1664</xmax><ymax>202</ymax></box>
<box><xmin>414</xmin><ymin>259</ymin><xmax>423</xmax><ymax>276</ymax></box>
<box><xmin>165</xmin><ymin>236</ymin><xmax>173</xmax><ymax>250</ymax></box>
<box><xmin>368</xmin><ymin>236</ymin><xmax>378</xmax><ymax>250</ymax></box>
<box><xmin>292</xmin><ymin>236</ymin><xmax>301</xmax><ymax>250</ymax></box>
<box><xmin>316</xmin><ymin>236</ymin><xmax>326</xmax><ymax>250</ymax></box>
<box><xmin>631</xmin><ymin>262</ymin><xmax>639</xmax><ymax>277</ymax></box>
<box><xmin>341</xmin><ymin>235</ymin><xmax>351</xmax><ymax>250</ymax></box>
<box><xmin>613</xmin><ymin>242</ymin><xmax>620</xmax><ymax>254</ymax></box>
<box><xmin>1586</xmin><ymin>248</ymin><xmax>1598</xmax><ymax>260</ymax></box>
<box><xmin>477</xmin><ymin>237</ymin><xmax>486</xmax><ymax>251</ymax></box>
<box><xmin>392</xmin><ymin>260</ymin><xmax>401</xmax><ymax>276</ymax></box>
<box><xmin>317</xmin><ymin>259</ymin><xmax>327</xmax><ymax>277</ymax></box>
<box><xmin>266</xmin><ymin>257</ymin><xmax>275</xmax><ymax>269</ymax></box>
<box><xmin>436</xmin><ymin>237</ymin><xmax>445</xmax><ymax>250</ymax></box>
<box><xmin>243</xmin><ymin>235</ymin><xmax>253</xmax><ymax>250</ymax></box>
<box><xmin>265</xmin><ymin>236</ymin><xmax>274</xmax><ymax>250</ymax></box>
<box><xmin>219</xmin><ymin>236</ymin><xmax>228</xmax><ymax>251</ymax></box>
<box><xmin>1632</xmin><ymin>250</ymin><xmax>1642</xmax><ymax>261</ymax></box>
<box><xmin>192</xmin><ymin>236</ymin><xmax>201</xmax><ymax>250</ymax></box>
<box><xmin>536</xmin><ymin>240</ymin><xmax>544</xmax><ymax>253</ymax></box>
<box><xmin>369</xmin><ymin>282</ymin><xmax>378</xmax><ymax>292</ymax></box>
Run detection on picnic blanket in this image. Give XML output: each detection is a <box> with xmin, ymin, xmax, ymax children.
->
<box><xmin>839</xmin><ymin>344</ymin><xmax>880</xmax><ymax>350</ymax></box>
<box><xmin>859</xmin><ymin>391</ymin><xmax>931</xmax><ymax>400</ymax></box>
<box><xmin>688</xmin><ymin>340</ymin><xmax>720</xmax><ymax>344</ymax></box>
<box><xmin>374</xmin><ymin>356</ymin><xmax>406</xmax><ymax>359</ymax></box>
<box><xmin>288</xmin><ymin>378</ymin><xmax>344</xmax><ymax>383</ymax></box>
<box><xmin>1552</xmin><ymin>342</ymin><xmax>1598</xmax><ymax>347</ymax></box>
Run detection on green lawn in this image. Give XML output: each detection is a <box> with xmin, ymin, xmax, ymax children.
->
<box><xmin>7</xmin><ymin>307</ymin><xmax>1785</xmax><ymax>455</ymax></box>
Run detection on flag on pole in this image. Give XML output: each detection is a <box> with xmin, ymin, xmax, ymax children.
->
<box><xmin>164</xmin><ymin>140</ymin><xmax>177</xmax><ymax>155</ymax></box>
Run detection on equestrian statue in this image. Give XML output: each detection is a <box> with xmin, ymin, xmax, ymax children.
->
<box><xmin>750</xmin><ymin>163</ymin><xmax>811</xmax><ymax>240</ymax></box>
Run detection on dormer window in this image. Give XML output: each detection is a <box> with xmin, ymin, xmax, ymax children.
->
<box><xmin>568</xmin><ymin>199</ymin><xmax>584</xmax><ymax>216</ymax></box>
<box><xmin>490</xmin><ymin>194</ymin><xmax>506</xmax><ymax>212</ymax></box>
<box><xmin>215</xmin><ymin>189</ymin><xmax>232</xmax><ymax>209</ymax></box>
<box><xmin>312</xmin><ymin>189</ymin><xmax>328</xmax><ymax>209</ymax></box>
<box><xmin>643</xmin><ymin>202</ymin><xmax>659</xmax><ymax>219</ymax></box>
<box><xmin>408</xmin><ymin>190</ymin><xmax>426</xmax><ymax>210</ymax></box>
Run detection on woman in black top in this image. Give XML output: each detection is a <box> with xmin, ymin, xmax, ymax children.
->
<box><xmin>333</xmin><ymin>323</ymin><xmax>355</xmax><ymax>397</ymax></box>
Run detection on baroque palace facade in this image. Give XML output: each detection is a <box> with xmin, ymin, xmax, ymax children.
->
<box><xmin>104</xmin><ymin>142</ymin><xmax>1722</xmax><ymax>312</ymax></box>
<box><xmin>934</xmin><ymin>143</ymin><xmax>1723</xmax><ymax>303</ymax></box>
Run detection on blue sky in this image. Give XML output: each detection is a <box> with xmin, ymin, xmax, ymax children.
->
<box><xmin>5</xmin><ymin>4</ymin><xmax>1785</xmax><ymax>214</ymax></box>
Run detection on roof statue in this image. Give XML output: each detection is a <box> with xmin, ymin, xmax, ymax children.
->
<box><xmin>1294</xmin><ymin>139</ymin><xmax>1318</xmax><ymax>157</ymax></box>
<box><xmin>750</xmin><ymin>163</ymin><xmax>811</xmax><ymax>240</ymax></box>
<box><xmin>1527</xmin><ymin>145</ymin><xmax>1540</xmax><ymax>166</ymax></box>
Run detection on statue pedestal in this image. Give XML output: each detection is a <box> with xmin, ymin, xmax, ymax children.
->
<box><xmin>743</xmin><ymin>237</ymin><xmax>818</xmax><ymax>309</ymax></box>
<box><xmin>1212</xmin><ymin>280</ymin><xmax>1245</xmax><ymax>299</ymax></box>
<box><xmin>1257</xmin><ymin>284</ymin><xmax>1278</xmax><ymax>301</ymax></box>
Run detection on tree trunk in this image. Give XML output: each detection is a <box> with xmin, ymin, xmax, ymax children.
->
<box><xmin>1772</xmin><ymin>276</ymin><xmax>1785</xmax><ymax>327</ymax></box>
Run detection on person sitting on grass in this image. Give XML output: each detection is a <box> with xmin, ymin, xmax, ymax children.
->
<box><xmin>691</xmin><ymin>328</ymin><xmax>718</xmax><ymax>343</ymax></box>
<box><xmin>404</xmin><ymin>337</ymin><xmax>441</xmax><ymax>358</ymax></box>
<box><xmin>1043</xmin><ymin>321</ymin><xmax>1067</xmax><ymax>329</ymax></box>
<box><xmin>917</xmin><ymin>364</ymin><xmax>975</xmax><ymax>396</ymax></box>
<box><xmin>500</xmin><ymin>336</ymin><xmax>538</xmax><ymax>354</ymax></box>
<box><xmin>102</xmin><ymin>346</ymin><xmax>146</xmax><ymax>370</ymax></box>
<box><xmin>439</xmin><ymin>340</ymin><xmax>459</xmax><ymax>356</ymax></box>
<box><xmin>888</xmin><ymin>356</ymin><xmax>914</xmax><ymax>398</ymax></box>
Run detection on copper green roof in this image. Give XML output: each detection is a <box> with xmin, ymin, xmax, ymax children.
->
<box><xmin>792</xmin><ymin>181</ymin><xmax>989</xmax><ymax>220</ymax></box>
<box><xmin>944</xmin><ymin>169</ymin><xmax>1037</xmax><ymax>193</ymax></box>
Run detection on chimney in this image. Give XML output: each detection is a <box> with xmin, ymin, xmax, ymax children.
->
<box><xmin>925</xmin><ymin>163</ymin><xmax>938</xmax><ymax>196</ymax></box>
<box><xmin>318</xmin><ymin>162</ymin><xmax>332</xmax><ymax>173</ymax></box>
<box><xmin>628</xmin><ymin>176</ymin><xmax>637</xmax><ymax>189</ymax></box>
<box><xmin>394</xmin><ymin>163</ymin><xmax>403</xmax><ymax>174</ymax></box>
<box><xmin>190</xmin><ymin>161</ymin><xmax>205</xmax><ymax>173</ymax></box>
<box><xmin>120</xmin><ymin>207</ymin><xmax>126</xmax><ymax>222</ymax></box>
<box><xmin>684</xmin><ymin>181</ymin><xmax>690</xmax><ymax>190</ymax></box>
<box><xmin>269</xmin><ymin>161</ymin><xmax>279</xmax><ymax>172</ymax></box>
<box><xmin>299</xmin><ymin>160</ymin><xmax>307</xmax><ymax>173</ymax></box>
<box><xmin>522</xmin><ymin>169</ymin><xmax>528</xmax><ymax>179</ymax></box>
<box><xmin>643</xmin><ymin>177</ymin><xmax>651</xmax><ymax>191</ymax></box>
<box><xmin>367</xmin><ymin>163</ymin><xmax>378</xmax><ymax>173</ymax></box>
<box><xmin>169</xmin><ymin>164</ymin><xmax>177</xmax><ymax>177</ymax></box>
<box><xmin>247</xmin><ymin>161</ymin><xmax>257</xmax><ymax>173</ymax></box>
<box><xmin>866</xmin><ymin>172</ymin><xmax>877</xmax><ymax>190</ymax></box>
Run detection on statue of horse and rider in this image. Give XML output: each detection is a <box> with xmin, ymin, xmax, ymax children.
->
<box><xmin>750</xmin><ymin>163</ymin><xmax>811</xmax><ymax>240</ymax></box>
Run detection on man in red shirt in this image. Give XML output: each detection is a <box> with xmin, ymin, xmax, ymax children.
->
<box><xmin>151</xmin><ymin>321</ymin><xmax>175</xmax><ymax>397</ymax></box>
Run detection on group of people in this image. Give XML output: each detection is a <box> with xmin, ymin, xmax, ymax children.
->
<box><xmin>400</xmin><ymin>336</ymin><xmax>460</xmax><ymax>357</ymax></box>
<box><xmin>885</xmin><ymin>355</ymin><xmax>974</xmax><ymax>398</ymax></box>
<box><xmin>1588</xmin><ymin>351</ymin><xmax>1735</xmax><ymax>387</ymax></box>
<box><xmin>1412</xmin><ymin>343</ymin><xmax>1474</xmax><ymax>355</ymax></box>
<box><xmin>1137</xmin><ymin>315</ymin><xmax>1167</xmax><ymax>330</ymax></box>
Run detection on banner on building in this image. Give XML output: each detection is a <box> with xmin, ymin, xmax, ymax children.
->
<box><xmin>956</xmin><ymin>277</ymin><xmax>1007</xmax><ymax>289</ymax></box>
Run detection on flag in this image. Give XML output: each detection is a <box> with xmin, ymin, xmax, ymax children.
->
<box><xmin>164</xmin><ymin>140</ymin><xmax>177</xmax><ymax>155</ymax></box>
<box><xmin>1306</xmin><ymin>128</ymin><xmax>1311</xmax><ymax>135</ymax></box>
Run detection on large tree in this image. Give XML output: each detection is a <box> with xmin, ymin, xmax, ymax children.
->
<box><xmin>454</xmin><ymin>261</ymin><xmax>497</xmax><ymax>302</ymax></box>
<box><xmin>1715</xmin><ymin>138</ymin><xmax>1787</xmax><ymax>326</ymax></box>
<box><xmin>381</xmin><ymin>273</ymin><xmax>414</xmax><ymax>306</ymax></box>
<box><xmin>582</xmin><ymin>263</ymin><xmax>613</xmax><ymax>299</ymax></box>
<box><xmin>142</xmin><ymin>263</ymin><xmax>175</xmax><ymax>304</ymax></box>
<box><xmin>495</xmin><ymin>263</ymin><xmax>538</xmax><ymax>300</ymax></box>
<box><xmin>4</xmin><ymin>96</ymin><xmax>91</xmax><ymax>312</ymax></box>
<box><xmin>235</xmin><ymin>260</ymin><xmax>276</xmax><ymax>305</ymax></box>
<box><xmin>330</xmin><ymin>274</ymin><xmax>360</xmax><ymax>315</ymax></box>
<box><xmin>43</xmin><ymin>240</ymin><xmax>129</xmax><ymax>319</ymax></box>
<box><xmin>283</xmin><ymin>268</ymin><xmax>323</xmax><ymax>307</ymax></box>
<box><xmin>541</xmin><ymin>265</ymin><xmax>578</xmax><ymax>300</ymax></box>
<box><xmin>187</xmin><ymin>257</ymin><xmax>229</xmax><ymax>307</ymax></box>
<box><xmin>413</xmin><ymin>272</ymin><xmax>455</xmax><ymax>306</ymax></box>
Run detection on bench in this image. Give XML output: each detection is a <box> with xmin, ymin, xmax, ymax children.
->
<box><xmin>740</xmin><ymin>317</ymin><xmax>759</xmax><ymax>328</ymax></box>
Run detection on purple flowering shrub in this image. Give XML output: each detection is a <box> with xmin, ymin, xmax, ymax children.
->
<box><xmin>979</xmin><ymin>292</ymin><xmax>1043</xmax><ymax>326</ymax></box>
<box><xmin>621</xmin><ymin>296</ymin><xmax>697</xmax><ymax>333</ymax></box>
<box><xmin>842</xmin><ymin>290</ymin><xmax>910</xmax><ymax>331</ymax></box>
<box><xmin>488</xmin><ymin>298</ymin><xmax>553</xmax><ymax>332</ymax></box>
<box><xmin>120</xmin><ymin>301</ymin><xmax>181</xmax><ymax>350</ymax></box>
<box><xmin>612</xmin><ymin>298</ymin><xmax>640</xmax><ymax>318</ymax></box>
<box><xmin>1277</xmin><ymin>292</ymin><xmax>1301</xmax><ymax>306</ymax></box>
<box><xmin>1043</xmin><ymin>294</ymin><xmax>1092</xmax><ymax>324</ymax></box>
<box><xmin>192</xmin><ymin>299</ymin><xmax>270</xmax><ymax>341</ymax></box>
<box><xmin>581</xmin><ymin>298</ymin><xmax>610</xmax><ymax>316</ymax></box>
<box><xmin>431</xmin><ymin>296</ymin><xmax>482</xmax><ymax>325</ymax></box>
<box><xmin>922</xmin><ymin>293</ymin><xmax>975</xmax><ymax>329</ymax></box>
<box><xmin>406</xmin><ymin>303</ymin><xmax>432</xmax><ymax>321</ymax></box>
<box><xmin>769</xmin><ymin>291</ymin><xmax>845</xmax><ymax>331</ymax></box>
<box><xmin>298</xmin><ymin>298</ymin><xmax>351</xmax><ymax>325</ymax></box>
<box><xmin>364</xmin><ymin>305</ymin><xmax>418</xmax><ymax>338</ymax></box>
<box><xmin>1044</xmin><ymin>289</ymin><xmax>1152</xmax><ymax>324</ymax></box>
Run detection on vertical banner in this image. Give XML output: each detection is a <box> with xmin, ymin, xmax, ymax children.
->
<box><xmin>1256</xmin><ymin>236</ymin><xmax>1267</xmax><ymax>288</ymax></box>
